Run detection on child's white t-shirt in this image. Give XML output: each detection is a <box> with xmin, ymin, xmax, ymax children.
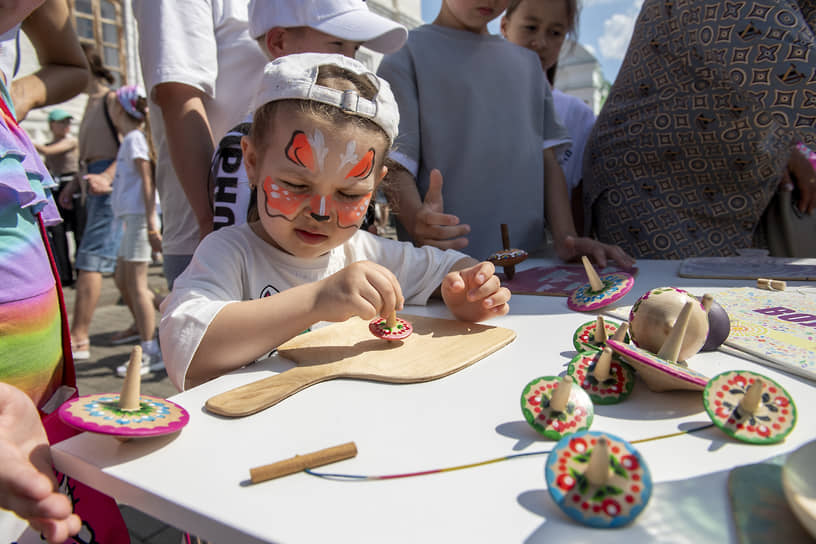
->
<box><xmin>110</xmin><ymin>129</ymin><xmax>155</xmax><ymax>217</ymax></box>
<box><xmin>160</xmin><ymin>225</ymin><xmax>468</xmax><ymax>390</ymax></box>
<box><xmin>549</xmin><ymin>89</ymin><xmax>596</xmax><ymax>195</ymax></box>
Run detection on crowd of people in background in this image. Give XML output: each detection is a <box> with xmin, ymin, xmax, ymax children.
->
<box><xmin>1</xmin><ymin>0</ymin><xmax>815</xmax><ymax>541</ymax></box>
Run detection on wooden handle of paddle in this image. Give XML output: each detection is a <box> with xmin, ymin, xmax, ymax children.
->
<box><xmin>205</xmin><ymin>364</ymin><xmax>333</xmax><ymax>417</ymax></box>
<box><xmin>249</xmin><ymin>442</ymin><xmax>358</xmax><ymax>484</ymax></box>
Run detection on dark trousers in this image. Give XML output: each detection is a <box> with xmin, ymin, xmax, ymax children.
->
<box><xmin>46</xmin><ymin>174</ymin><xmax>85</xmax><ymax>287</ymax></box>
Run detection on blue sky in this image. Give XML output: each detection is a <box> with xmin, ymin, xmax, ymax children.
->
<box><xmin>419</xmin><ymin>0</ymin><xmax>644</xmax><ymax>84</ymax></box>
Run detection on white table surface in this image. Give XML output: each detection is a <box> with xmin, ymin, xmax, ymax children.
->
<box><xmin>52</xmin><ymin>259</ymin><xmax>816</xmax><ymax>543</ymax></box>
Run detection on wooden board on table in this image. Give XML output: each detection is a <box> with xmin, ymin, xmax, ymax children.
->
<box><xmin>501</xmin><ymin>264</ymin><xmax>638</xmax><ymax>296</ymax></box>
<box><xmin>679</xmin><ymin>257</ymin><xmax>816</xmax><ymax>280</ymax></box>
<box><xmin>205</xmin><ymin>315</ymin><xmax>516</xmax><ymax>417</ymax></box>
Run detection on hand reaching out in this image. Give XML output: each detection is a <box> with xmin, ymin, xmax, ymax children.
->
<box><xmin>442</xmin><ymin>261</ymin><xmax>511</xmax><ymax>322</ymax></box>
<box><xmin>84</xmin><ymin>173</ymin><xmax>112</xmax><ymax>195</ymax></box>
<box><xmin>0</xmin><ymin>383</ymin><xmax>81</xmax><ymax>543</ymax></box>
<box><xmin>413</xmin><ymin>169</ymin><xmax>470</xmax><ymax>251</ymax></box>
<box><xmin>555</xmin><ymin>235</ymin><xmax>636</xmax><ymax>269</ymax></box>
<box><xmin>314</xmin><ymin>261</ymin><xmax>405</xmax><ymax>323</ymax></box>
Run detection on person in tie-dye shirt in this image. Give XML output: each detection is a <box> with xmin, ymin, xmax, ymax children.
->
<box><xmin>0</xmin><ymin>5</ymin><xmax>129</xmax><ymax>541</ymax></box>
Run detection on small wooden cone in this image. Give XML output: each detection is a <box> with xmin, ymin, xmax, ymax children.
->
<box><xmin>594</xmin><ymin>315</ymin><xmax>608</xmax><ymax>344</ymax></box>
<box><xmin>585</xmin><ymin>437</ymin><xmax>610</xmax><ymax>486</ymax></box>
<box><xmin>500</xmin><ymin>223</ymin><xmax>511</xmax><ymax>250</ymax></box>
<box><xmin>581</xmin><ymin>256</ymin><xmax>604</xmax><ymax>292</ymax></box>
<box><xmin>701</xmin><ymin>293</ymin><xmax>713</xmax><ymax>313</ymax></box>
<box><xmin>611</xmin><ymin>321</ymin><xmax>629</xmax><ymax>342</ymax></box>
<box><xmin>738</xmin><ymin>380</ymin><xmax>764</xmax><ymax>415</ymax></box>
<box><xmin>657</xmin><ymin>301</ymin><xmax>693</xmax><ymax>363</ymax></box>
<box><xmin>592</xmin><ymin>348</ymin><xmax>614</xmax><ymax>382</ymax></box>
<box><xmin>550</xmin><ymin>375</ymin><xmax>573</xmax><ymax>412</ymax></box>
<box><xmin>119</xmin><ymin>346</ymin><xmax>142</xmax><ymax>411</ymax></box>
<box><xmin>386</xmin><ymin>310</ymin><xmax>397</xmax><ymax>329</ymax></box>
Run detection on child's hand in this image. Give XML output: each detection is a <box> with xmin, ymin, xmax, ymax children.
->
<box><xmin>556</xmin><ymin>235</ymin><xmax>636</xmax><ymax>269</ymax></box>
<box><xmin>441</xmin><ymin>261</ymin><xmax>510</xmax><ymax>322</ymax></box>
<box><xmin>314</xmin><ymin>261</ymin><xmax>405</xmax><ymax>323</ymax></box>
<box><xmin>414</xmin><ymin>169</ymin><xmax>471</xmax><ymax>251</ymax></box>
<box><xmin>0</xmin><ymin>383</ymin><xmax>82</xmax><ymax>543</ymax></box>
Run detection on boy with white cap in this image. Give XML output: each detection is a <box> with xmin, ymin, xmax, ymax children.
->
<box><xmin>211</xmin><ymin>0</ymin><xmax>408</xmax><ymax>232</ymax></box>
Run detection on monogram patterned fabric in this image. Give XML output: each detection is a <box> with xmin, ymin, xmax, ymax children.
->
<box><xmin>583</xmin><ymin>0</ymin><xmax>816</xmax><ymax>258</ymax></box>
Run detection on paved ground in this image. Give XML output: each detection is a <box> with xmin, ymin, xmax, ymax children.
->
<box><xmin>62</xmin><ymin>263</ymin><xmax>185</xmax><ymax>543</ymax></box>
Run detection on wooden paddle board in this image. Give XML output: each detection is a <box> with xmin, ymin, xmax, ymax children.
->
<box><xmin>205</xmin><ymin>315</ymin><xmax>516</xmax><ymax>417</ymax></box>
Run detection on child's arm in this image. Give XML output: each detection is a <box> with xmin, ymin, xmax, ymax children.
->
<box><xmin>386</xmin><ymin>163</ymin><xmax>470</xmax><ymax>250</ymax></box>
<box><xmin>183</xmin><ymin>261</ymin><xmax>404</xmax><ymax>389</ymax></box>
<box><xmin>543</xmin><ymin>149</ymin><xmax>636</xmax><ymax>268</ymax></box>
<box><xmin>438</xmin><ymin>257</ymin><xmax>511</xmax><ymax>322</ymax></box>
<box><xmin>136</xmin><ymin>157</ymin><xmax>161</xmax><ymax>253</ymax></box>
<box><xmin>34</xmin><ymin>137</ymin><xmax>76</xmax><ymax>157</ymax></box>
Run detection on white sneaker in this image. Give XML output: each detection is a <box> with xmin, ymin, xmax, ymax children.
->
<box><xmin>116</xmin><ymin>350</ymin><xmax>164</xmax><ymax>377</ymax></box>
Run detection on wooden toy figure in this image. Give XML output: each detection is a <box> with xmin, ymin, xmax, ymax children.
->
<box><xmin>546</xmin><ymin>430</ymin><xmax>652</xmax><ymax>528</ymax></box>
<box><xmin>58</xmin><ymin>346</ymin><xmax>190</xmax><ymax>439</ymax></box>
<box><xmin>567</xmin><ymin>256</ymin><xmax>634</xmax><ymax>312</ymax></box>
<box><xmin>520</xmin><ymin>375</ymin><xmax>594</xmax><ymax>439</ymax></box>
<box><xmin>568</xmin><ymin>347</ymin><xmax>635</xmax><ymax>404</ymax></box>
<box><xmin>628</xmin><ymin>287</ymin><xmax>708</xmax><ymax>362</ymax></box>
<box><xmin>487</xmin><ymin>224</ymin><xmax>528</xmax><ymax>280</ymax></box>
<box><xmin>703</xmin><ymin>370</ymin><xmax>796</xmax><ymax>444</ymax></box>
<box><xmin>608</xmin><ymin>302</ymin><xmax>710</xmax><ymax>392</ymax></box>
<box><xmin>369</xmin><ymin>310</ymin><xmax>413</xmax><ymax>341</ymax></box>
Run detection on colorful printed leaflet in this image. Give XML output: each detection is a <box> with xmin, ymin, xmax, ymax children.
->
<box><xmin>711</xmin><ymin>288</ymin><xmax>816</xmax><ymax>381</ymax></box>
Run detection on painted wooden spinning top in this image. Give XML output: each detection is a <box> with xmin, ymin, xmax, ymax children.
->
<box><xmin>58</xmin><ymin>346</ymin><xmax>189</xmax><ymax>439</ymax></box>
<box><xmin>369</xmin><ymin>310</ymin><xmax>412</xmax><ymax>341</ymax></box>
<box><xmin>567</xmin><ymin>256</ymin><xmax>634</xmax><ymax>312</ymax></box>
<box><xmin>608</xmin><ymin>301</ymin><xmax>710</xmax><ymax>392</ymax></box>
<box><xmin>572</xmin><ymin>316</ymin><xmax>629</xmax><ymax>352</ymax></box>
<box><xmin>568</xmin><ymin>347</ymin><xmax>635</xmax><ymax>405</ymax></box>
<box><xmin>520</xmin><ymin>375</ymin><xmax>594</xmax><ymax>440</ymax></box>
<box><xmin>487</xmin><ymin>224</ymin><xmax>528</xmax><ymax>280</ymax></box>
<box><xmin>703</xmin><ymin>370</ymin><xmax>796</xmax><ymax>445</ymax></box>
<box><xmin>546</xmin><ymin>431</ymin><xmax>652</xmax><ymax>528</ymax></box>
<box><xmin>628</xmin><ymin>287</ymin><xmax>708</xmax><ymax>362</ymax></box>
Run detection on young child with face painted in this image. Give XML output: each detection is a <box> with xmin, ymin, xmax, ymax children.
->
<box><xmin>160</xmin><ymin>54</ymin><xmax>511</xmax><ymax>392</ymax></box>
<box><xmin>210</xmin><ymin>0</ymin><xmax>407</xmax><ymax>232</ymax></box>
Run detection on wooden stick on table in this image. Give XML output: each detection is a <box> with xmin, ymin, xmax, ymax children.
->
<box><xmin>249</xmin><ymin>442</ymin><xmax>358</xmax><ymax>484</ymax></box>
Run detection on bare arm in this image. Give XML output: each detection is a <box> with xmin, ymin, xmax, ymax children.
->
<box><xmin>184</xmin><ymin>260</ymin><xmax>405</xmax><ymax>389</ymax></box>
<box><xmin>152</xmin><ymin>82</ymin><xmax>215</xmax><ymax>240</ymax></box>
<box><xmin>10</xmin><ymin>0</ymin><xmax>89</xmax><ymax>120</ymax></box>
<box><xmin>543</xmin><ymin>148</ymin><xmax>635</xmax><ymax>268</ymax></box>
<box><xmin>34</xmin><ymin>136</ymin><xmax>76</xmax><ymax>156</ymax></box>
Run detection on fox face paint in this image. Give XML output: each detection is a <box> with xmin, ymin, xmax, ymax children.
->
<box><xmin>261</xmin><ymin>176</ymin><xmax>372</xmax><ymax>228</ymax></box>
<box><xmin>262</xmin><ymin>130</ymin><xmax>376</xmax><ymax>228</ymax></box>
<box><xmin>285</xmin><ymin>130</ymin><xmax>328</xmax><ymax>172</ymax></box>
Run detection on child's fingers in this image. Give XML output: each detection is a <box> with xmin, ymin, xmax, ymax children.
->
<box><xmin>481</xmin><ymin>286</ymin><xmax>511</xmax><ymax>309</ymax></box>
<box><xmin>466</xmin><ymin>274</ymin><xmax>503</xmax><ymax>302</ymax></box>
<box><xmin>460</xmin><ymin>261</ymin><xmax>495</xmax><ymax>288</ymax></box>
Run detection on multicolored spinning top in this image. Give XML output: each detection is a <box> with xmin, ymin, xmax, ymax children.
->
<box><xmin>58</xmin><ymin>346</ymin><xmax>190</xmax><ymax>439</ymax></box>
<box><xmin>546</xmin><ymin>431</ymin><xmax>652</xmax><ymax>528</ymax></box>
<box><xmin>608</xmin><ymin>301</ymin><xmax>709</xmax><ymax>392</ymax></box>
<box><xmin>628</xmin><ymin>287</ymin><xmax>708</xmax><ymax>362</ymax></box>
<box><xmin>703</xmin><ymin>370</ymin><xmax>796</xmax><ymax>445</ymax></box>
<box><xmin>487</xmin><ymin>224</ymin><xmax>528</xmax><ymax>280</ymax></box>
<box><xmin>568</xmin><ymin>347</ymin><xmax>635</xmax><ymax>405</ymax></box>
<box><xmin>572</xmin><ymin>316</ymin><xmax>629</xmax><ymax>352</ymax></box>
<box><xmin>567</xmin><ymin>256</ymin><xmax>634</xmax><ymax>312</ymax></box>
<box><xmin>369</xmin><ymin>311</ymin><xmax>413</xmax><ymax>341</ymax></box>
<box><xmin>520</xmin><ymin>375</ymin><xmax>594</xmax><ymax>440</ymax></box>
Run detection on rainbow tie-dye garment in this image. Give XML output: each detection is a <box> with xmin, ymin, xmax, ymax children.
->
<box><xmin>0</xmin><ymin>81</ymin><xmax>64</xmax><ymax>407</ymax></box>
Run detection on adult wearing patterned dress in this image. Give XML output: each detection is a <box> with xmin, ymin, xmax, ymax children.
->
<box><xmin>583</xmin><ymin>0</ymin><xmax>816</xmax><ymax>258</ymax></box>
